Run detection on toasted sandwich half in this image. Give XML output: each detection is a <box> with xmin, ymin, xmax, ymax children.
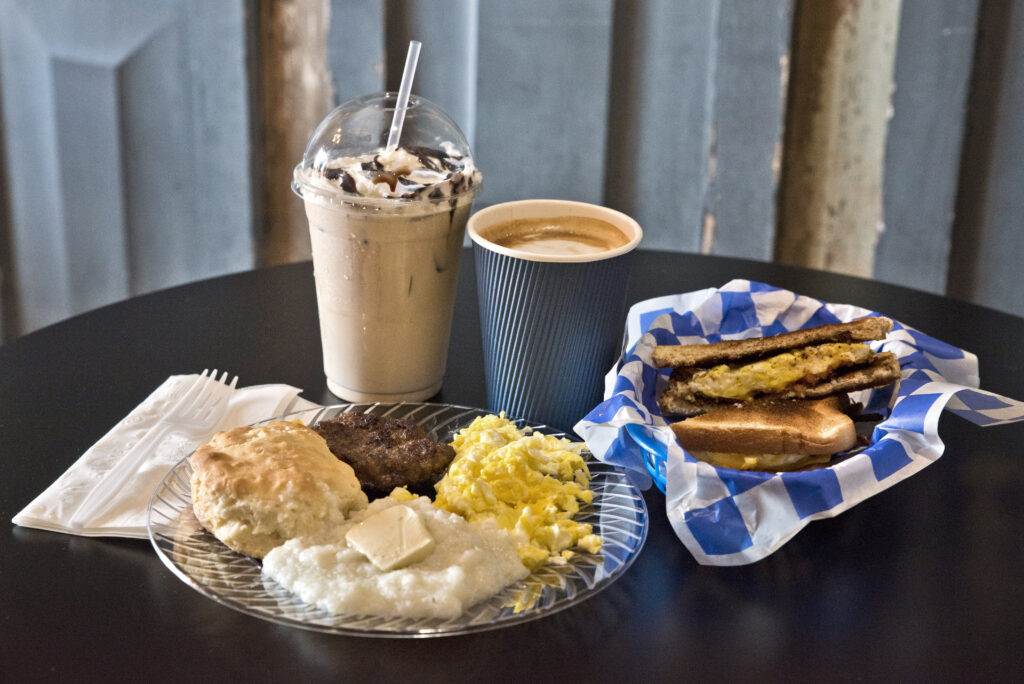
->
<box><xmin>670</xmin><ymin>396</ymin><xmax>857</xmax><ymax>471</ymax></box>
<box><xmin>654</xmin><ymin>316</ymin><xmax>900</xmax><ymax>417</ymax></box>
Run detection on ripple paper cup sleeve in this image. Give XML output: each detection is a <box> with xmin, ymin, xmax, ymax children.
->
<box><xmin>468</xmin><ymin>200</ymin><xmax>642</xmax><ymax>431</ymax></box>
<box><xmin>575</xmin><ymin>280</ymin><xmax>1024</xmax><ymax>565</ymax></box>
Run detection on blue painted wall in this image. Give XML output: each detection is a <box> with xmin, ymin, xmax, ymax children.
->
<box><xmin>0</xmin><ymin>0</ymin><xmax>1019</xmax><ymax>339</ymax></box>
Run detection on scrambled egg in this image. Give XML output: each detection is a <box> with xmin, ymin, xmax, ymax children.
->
<box><xmin>689</xmin><ymin>342</ymin><xmax>873</xmax><ymax>401</ymax></box>
<box><xmin>388</xmin><ymin>486</ymin><xmax>417</xmax><ymax>501</ymax></box>
<box><xmin>433</xmin><ymin>414</ymin><xmax>602</xmax><ymax>570</ymax></box>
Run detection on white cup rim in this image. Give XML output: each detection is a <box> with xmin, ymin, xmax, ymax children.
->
<box><xmin>467</xmin><ymin>199</ymin><xmax>643</xmax><ymax>263</ymax></box>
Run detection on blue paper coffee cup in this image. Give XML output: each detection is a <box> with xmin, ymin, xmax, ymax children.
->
<box><xmin>468</xmin><ymin>199</ymin><xmax>643</xmax><ymax>430</ymax></box>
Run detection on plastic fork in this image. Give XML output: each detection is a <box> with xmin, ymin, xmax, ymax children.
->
<box><xmin>68</xmin><ymin>369</ymin><xmax>239</xmax><ymax>530</ymax></box>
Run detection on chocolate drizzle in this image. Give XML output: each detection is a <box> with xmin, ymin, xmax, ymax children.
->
<box><xmin>339</xmin><ymin>170</ymin><xmax>356</xmax><ymax>193</ymax></box>
<box><xmin>369</xmin><ymin>170</ymin><xmax>400</xmax><ymax>191</ymax></box>
<box><xmin>316</xmin><ymin>144</ymin><xmax>477</xmax><ymax>201</ymax></box>
<box><xmin>403</xmin><ymin>145</ymin><xmax>448</xmax><ymax>171</ymax></box>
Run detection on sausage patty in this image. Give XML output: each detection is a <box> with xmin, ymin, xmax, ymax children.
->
<box><xmin>311</xmin><ymin>413</ymin><xmax>456</xmax><ymax>497</ymax></box>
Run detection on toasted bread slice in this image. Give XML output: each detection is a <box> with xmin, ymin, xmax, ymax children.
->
<box><xmin>651</xmin><ymin>316</ymin><xmax>893</xmax><ymax>368</ymax></box>
<box><xmin>669</xmin><ymin>396</ymin><xmax>857</xmax><ymax>470</ymax></box>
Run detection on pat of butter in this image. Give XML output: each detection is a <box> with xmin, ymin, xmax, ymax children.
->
<box><xmin>345</xmin><ymin>504</ymin><xmax>435</xmax><ymax>572</ymax></box>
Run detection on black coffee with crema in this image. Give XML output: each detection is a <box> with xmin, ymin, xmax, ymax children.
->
<box><xmin>479</xmin><ymin>216</ymin><xmax>630</xmax><ymax>256</ymax></box>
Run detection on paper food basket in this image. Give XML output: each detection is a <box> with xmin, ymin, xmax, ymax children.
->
<box><xmin>575</xmin><ymin>280</ymin><xmax>1024</xmax><ymax>566</ymax></box>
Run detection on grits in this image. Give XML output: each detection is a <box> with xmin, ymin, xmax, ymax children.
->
<box><xmin>261</xmin><ymin>495</ymin><xmax>528</xmax><ymax>619</ymax></box>
<box><xmin>433</xmin><ymin>414</ymin><xmax>602</xmax><ymax>570</ymax></box>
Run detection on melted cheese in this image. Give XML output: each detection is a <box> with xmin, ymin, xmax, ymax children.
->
<box><xmin>690</xmin><ymin>450</ymin><xmax>832</xmax><ymax>471</ymax></box>
<box><xmin>688</xmin><ymin>343</ymin><xmax>873</xmax><ymax>401</ymax></box>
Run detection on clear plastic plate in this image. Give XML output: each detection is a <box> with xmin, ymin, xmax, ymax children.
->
<box><xmin>148</xmin><ymin>402</ymin><xmax>649</xmax><ymax>637</ymax></box>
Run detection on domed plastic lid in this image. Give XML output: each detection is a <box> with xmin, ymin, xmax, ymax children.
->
<box><xmin>292</xmin><ymin>92</ymin><xmax>480</xmax><ymax>207</ymax></box>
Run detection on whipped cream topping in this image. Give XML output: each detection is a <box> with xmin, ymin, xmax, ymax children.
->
<box><xmin>305</xmin><ymin>141</ymin><xmax>480</xmax><ymax>201</ymax></box>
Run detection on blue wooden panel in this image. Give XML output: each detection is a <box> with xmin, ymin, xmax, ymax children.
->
<box><xmin>51</xmin><ymin>58</ymin><xmax>131</xmax><ymax>311</ymax></box>
<box><xmin>328</xmin><ymin>1</ymin><xmax>477</xmax><ymax>143</ymax></box>
<box><xmin>382</xmin><ymin>0</ymin><xmax>479</xmax><ymax>147</ymax></box>
<box><xmin>876</xmin><ymin>0</ymin><xmax>979</xmax><ymax>295</ymax></box>
<box><xmin>709</xmin><ymin>0</ymin><xmax>792</xmax><ymax>261</ymax></box>
<box><xmin>603</xmin><ymin>0</ymin><xmax>790</xmax><ymax>257</ymax></box>
<box><xmin>329</xmin><ymin>0</ymin><xmax>386</xmax><ymax>102</ymax></box>
<box><xmin>1</xmin><ymin>3</ymin><xmax>74</xmax><ymax>331</ymax></box>
<box><xmin>603</xmin><ymin>0</ymin><xmax>717</xmax><ymax>253</ymax></box>
<box><xmin>948</xmin><ymin>0</ymin><xmax>1024</xmax><ymax>317</ymax></box>
<box><xmin>181</xmin><ymin>0</ymin><xmax>258</xmax><ymax>276</ymax></box>
<box><xmin>475</xmin><ymin>0</ymin><xmax>614</xmax><ymax>209</ymax></box>
<box><xmin>117</xmin><ymin>14</ymin><xmax>195</xmax><ymax>294</ymax></box>
<box><xmin>0</xmin><ymin>0</ymin><xmax>255</xmax><ymax>334</ymax></box>
<box><xmin>0</xmin><ymin>172</ymin><xmax>9</xmax><ymax>340</ymax></box>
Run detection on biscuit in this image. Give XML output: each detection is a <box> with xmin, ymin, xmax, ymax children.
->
<box><xmin>189</xmin><ymin>420</ymin><xmax>368</xmax><ymax>559</ymax></box>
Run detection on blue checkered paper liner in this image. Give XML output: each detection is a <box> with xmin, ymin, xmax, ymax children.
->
<box><xmin>574</xmin><ymin>280</ymin><xmax>1024</xmax><ymax>566</ymax></box>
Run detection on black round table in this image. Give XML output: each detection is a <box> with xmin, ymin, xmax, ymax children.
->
<box><xmin>3</xmin><ymin>250</ymin><xmax>1023</xmax><ymax>682</ymax></box>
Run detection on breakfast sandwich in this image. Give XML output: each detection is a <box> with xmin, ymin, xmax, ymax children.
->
<box><xmin>653</xmin><ymin>316</ymin><xmax>900</xmax><ymax>418</ymax></box>
<box><xmin>652</xmin><ymin>316</ymin><xmax>902</xmax><ymax>471</ymax></box>
<box><xmin>668</xmin><ymin>395</ymin><xmax>858</xmax><ymax>471</ymax></box>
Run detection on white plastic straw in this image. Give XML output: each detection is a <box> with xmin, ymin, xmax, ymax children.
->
<box><xmin>385</xmin><ymin>40</ymin><xmax>422</xmax><ymax>151</ymax></box>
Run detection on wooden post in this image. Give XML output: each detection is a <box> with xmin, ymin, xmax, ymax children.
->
<box><xmin>257</xmin><ymin>0</ymin><xmax>333</xmax><ymax>265</ymax></box>
<box><xmin>777</xmin><ymin>0</ymin><xmax>902</xmax><ymax>277</ymax></box>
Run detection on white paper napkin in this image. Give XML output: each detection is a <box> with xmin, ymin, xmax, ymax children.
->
<box><xmin>12</xmin><ymin>374</ymin><xmax>320</xmax><ymax>539</ymax></box>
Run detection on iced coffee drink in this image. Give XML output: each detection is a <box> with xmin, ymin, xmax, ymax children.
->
<box><xmin>292</xmin><ymin>93</ymin><xmax>481</xmax><ymax>401</ymax></box>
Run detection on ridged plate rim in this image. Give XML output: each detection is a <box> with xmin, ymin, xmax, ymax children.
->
<box><xmin>147</xmin><ymin>402</ymin><xmax>649</xmax><ymax>637</ymax></box>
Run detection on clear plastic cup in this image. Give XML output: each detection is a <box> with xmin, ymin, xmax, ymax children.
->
<box><xmin>292</xmin><ymin>93</ymin><xmax>481</xmax><ymax>402</ymax></box>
